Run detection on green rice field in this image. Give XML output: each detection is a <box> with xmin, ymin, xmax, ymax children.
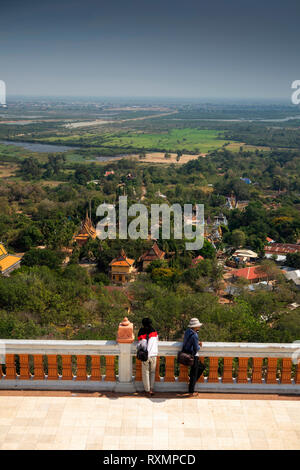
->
<box><xmin>37</xmin><ymin>128</ymin><xmax>233</xmax><ymax>153</ymax></box>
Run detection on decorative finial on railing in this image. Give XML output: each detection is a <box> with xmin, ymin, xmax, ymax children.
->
<box><xmin>117</xmin><ymin>317</ymin><xmax>134</xmax><ymax>343</ymax></box>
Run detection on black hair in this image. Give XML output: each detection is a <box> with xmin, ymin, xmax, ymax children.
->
<box><xmin>142</xmin><ymin>317</ymin><xmax>152</xmax><ymax>328</ymax></box>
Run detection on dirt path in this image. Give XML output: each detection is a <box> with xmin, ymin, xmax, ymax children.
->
<box><xmin>141</xmin><ymin>182</ymin><xmax>147</xmax><ymax>201</ymax></box>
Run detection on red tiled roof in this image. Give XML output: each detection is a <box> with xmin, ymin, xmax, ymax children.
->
<box><xmin>191</xmin><ymin>255</ymin><xmax>204</xmax><ymax>265</ymax></box>
<box><xmin>264</xmin><ymin>243</ymin><xmax>300</xmax><ymax>255</ymax></box>
<box><xmin>139</xmin><ymin>242</ymin><xmax>165</xmax><ymax>262</ymax></box>
<box><xmin>232</xmin><ymin>266</ymin><xmax>268</xmax><ymax>281</ymax></box>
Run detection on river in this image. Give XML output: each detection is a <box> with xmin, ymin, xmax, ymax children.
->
<box><xmin>0</xmin><ymin>139</ymin><xmax>128</xmax><ymax>161</ymax></box>
<box><xmin>0</xmin><ymin>140</ymin><xmax>79</xmax><ymax>153</ymax></box>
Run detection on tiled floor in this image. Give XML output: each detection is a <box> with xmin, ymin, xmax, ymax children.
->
<box><xmin>0</xmin><ymin>393</ymin><xmax>300</xmax><ymax>450</ymax></box>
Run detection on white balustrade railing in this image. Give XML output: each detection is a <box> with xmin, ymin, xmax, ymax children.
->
<box><xmin>0</xmin><ymin>339</ymin><xmax>299</xmax><ymax>393</ymax></box>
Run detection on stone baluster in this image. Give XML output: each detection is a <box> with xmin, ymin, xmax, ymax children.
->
<box><xmin>155</xmin><ymin>356</ymin><xmax>160</xmax><ymax>381</ymax></box>
<box><xmin>208</xmin><ymin>357</ymin><xmax>219</xmax><ymax>383</ymax></box>
<box><xmin>19</xmin><ymin>354</ymin><xmax>30</xmax><ymax>380</ymax></box>
<box><xmin>5</xmin><ymin>354</ymin><xmax>16</xmax><ymax>379</ymax></box>
<box><xmin>135</xmin><ymin>359</ymin><xmax>142</xmax><ymax>381</ymax></box>
<box><xmin>61</xmin><ymin>355</ymin><xmax>73</xmax><ymax>380</ymax></box>
<box><xmin>251</xmin><ymin>357</ymin><xmax>263</xmax><ymax>383</ymax></box>
<box><xmin>266</xmin><ymin>358</ymin><xmax>278</xmax><ymax>384</ymax></box>
<box><xmin>237</xmin><ymin>357</ymin><xmax>249</xmax><ymax>384</ymax></box>
<box><xmin>295</xmin><ymin>361</ymin><xmax>300</xmax><ymax>384</ymax></box>
<box><xmin>222</xmin><ymin>357</ymin><xmax>233</xmax><ymax>384</ymax></box>
<box><xmin>164</xmin><ymin>356</ymin><xmax>176</xmax><ymax>382</ymax></box>
<box><xmin>281</xmin><ymin>358</ymin><xmax>292</xmax><ymax>384</ymax></box>
<box><xmin>47</xmin><ymin>355</ymin><xmax>58</xmax><ymax>380</ymax></box>
<box><xmin>33</xmin><ymin>355</ymin><xmax>45</xmax><ymax>380</ymax></box>
<box><xmin>76</xmin><ymin>355</ymin><xmax>87</xmax><ymax>381</ymax></box>
<box><xmin>90</xmin><ymin>355</ymin><xmax>101</xmax><ymax>381</ymax></box>
<box><xmin>105</xmin><ymin>356</ymin><xmax>116</xmax><ymax>382</ymax></box>
<box><xmin>178</xmin><ymin>364</ymin><xmax>189</xmax><ymax>382</ymax></box>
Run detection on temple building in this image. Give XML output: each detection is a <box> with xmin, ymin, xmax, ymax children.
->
<box><xmin>139</xmin><ymin>242</ymin><xmax>165</xmax><ymax>271</ymax></box>
<box><xmin>110</xmin><ymin>249</ymin><xmax>136</xmax><ymax>284</ymax></box>
<box><xmin>0</xmin><ymin>243</ymin><xmax>22</xmax><ymax>276</ymax></box>
<box><xmin>74</xmin><ymin>211</ymin><xmax>97</xmax><ymax>247</ymax></box>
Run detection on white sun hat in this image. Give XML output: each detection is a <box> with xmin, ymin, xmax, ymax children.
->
<box><xmin>188</xmin><ymin>318</ymin><xmax>203</xmax><ymax>328</ymax></box>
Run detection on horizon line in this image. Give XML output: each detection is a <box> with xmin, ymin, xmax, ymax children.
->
<box><xmin>3</xmin><ymin>94</ymin><xmax>293</xmax><ymax>103</ymax></box>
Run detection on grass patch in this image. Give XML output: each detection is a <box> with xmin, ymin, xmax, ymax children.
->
<box><xmin>101</xmin><ymin>129</ymin><xmax>232</xmax><ymax>153</ymax></box>
<box><xmin>224</xmin><ymin>142</ymin><xmax>271</xmax><ymax>152</ymax></box>
<box><xmin>36</xmin><ymin>129</ymin><xmax>235</xmax><ymax>154</ymax></box>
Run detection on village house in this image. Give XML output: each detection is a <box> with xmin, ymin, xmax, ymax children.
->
<box><xmin>110</xmin><ymin>249</ymin><xmax>136</xmax><ymax>284</ymax></box>
<box><xmin>139</xmin><ymin>242</ymin><xmax>165</xmax><ymax>271</ymax></box>
<box><xmin>0</xmin><ymin>243</ymin><xmax>22</xmax><ymax>276</ymax></box>
<box><xmin>231</xmin><ymin>265</ymin><xmax>269</xmax><ymax>283</ymax></box>
<box><xmin>232</xmin><ymin>249</ymin><xmax>258</xmax><ymax>263</ymax></box>
<box><xmin>264</xmin><ymin>243</ymin><xmax>300</xmax><ymax>263</ymax></box>
<box><xmin>264</xmin><ymin>243</ymin><xmax>300</xmax><ymax>256</ymax></box>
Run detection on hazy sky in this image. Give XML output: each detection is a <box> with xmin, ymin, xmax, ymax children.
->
<box><xmin>1</xmin><ymin>0</ymin><xmax>300</xmax><ymax>100</ymax></box>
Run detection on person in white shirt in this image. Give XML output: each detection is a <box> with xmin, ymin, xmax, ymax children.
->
<box><xmin>137</xmin><ymin>318</ymin><xmax>158</xmax><ymax>397</ymax></box>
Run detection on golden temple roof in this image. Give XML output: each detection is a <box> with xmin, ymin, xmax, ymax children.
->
<box><xmin>0</xmin><ymin>244</ymin><xmax>21</xmax><ymax>274</ymax></box>
<box><xmin>110</xmin><ymin>250</ymin><xmax>135</xmax><ymax>267</ymax></box>
<box><xmin>74</xmin><ymin>211</ymin><xmax>97</xmax><ymax>243</ymax></box>
<box><xmin>0</xmin><ymin>244</ymin><xmax>8</xmax><ymax>258</ymax></box>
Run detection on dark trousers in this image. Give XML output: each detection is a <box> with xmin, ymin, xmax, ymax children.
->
<box><xmin>189</xmin><ymin>356</ymin><xmax>203</xmax><ymax>393</ymax></box>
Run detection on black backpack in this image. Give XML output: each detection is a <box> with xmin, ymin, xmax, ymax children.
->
<box><xmin>137</xmin><ymin>334</ymin><xmax>149</xmax><ymax>362</ymax></box>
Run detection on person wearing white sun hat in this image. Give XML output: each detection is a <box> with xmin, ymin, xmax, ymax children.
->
<box><xmin>182</xmin><ymin>318</ymin><xmax>204</xmax><ymax>395</ymax></box>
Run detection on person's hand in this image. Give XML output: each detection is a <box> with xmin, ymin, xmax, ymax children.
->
<box><xmin>199</xmin><ymin>341</ymin><xmax>202</xmax><ymax>347</ymax></box>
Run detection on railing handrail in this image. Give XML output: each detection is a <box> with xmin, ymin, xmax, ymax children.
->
<box><xmin>0</xmin><ymin>339</ymin><xmax>119</xmax><ymax>356</ymax></box>
<box><xmin>151</xmin><ymin>341</ymin><xmax>300</xmax><ymax>358</ymax></box>
<box><xmin>1</xmin><ymin>339</ymin><xmax>299</xmax><ymax>358</ymax></box>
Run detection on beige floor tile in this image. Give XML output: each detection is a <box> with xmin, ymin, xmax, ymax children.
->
<box><xmin>0</xmin><ymin>395</ymin><xmax>299</xmax><ymax>450</ymax></box>
<box><xmin>216</xmin><ymin>428</ymin><xmax>233</xmax><ymax>438</ymax></box>
<box><xmin>201</xmin><ymin>440</ymin><xmax>219</xmax><ymax>450</ymax></box>
<box><xmin>0</xmin><ymin>418</ymin><xmax>14</xmax><ymax>426</ymax></box>
<box><xmin>249</xmin><ymin>440</ymin><xmax>270</xmax><ymax>450</ymax></box>
<box><xmin>1</xmin><ymin>442</ymin><xmax>20</xmax><ymax>450</ymax></box>
<box><xmin>119</xmin><ymin>437</ymin><xmax>136</xmax><ymax>448</ymax></box>
<box><xmin>232</xmin><ymin>439</ymin><xmax>252</xmax><ymax>450</ymax></box>
<box><xmin>18</xmin><ymin>442</ymin><xmax>37</xmax><ymax>450</ymax></box>
<box><xmin>248</xmin><ymin>429</ymin><xmax>266</xmax><ymax>440</ymax></box>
